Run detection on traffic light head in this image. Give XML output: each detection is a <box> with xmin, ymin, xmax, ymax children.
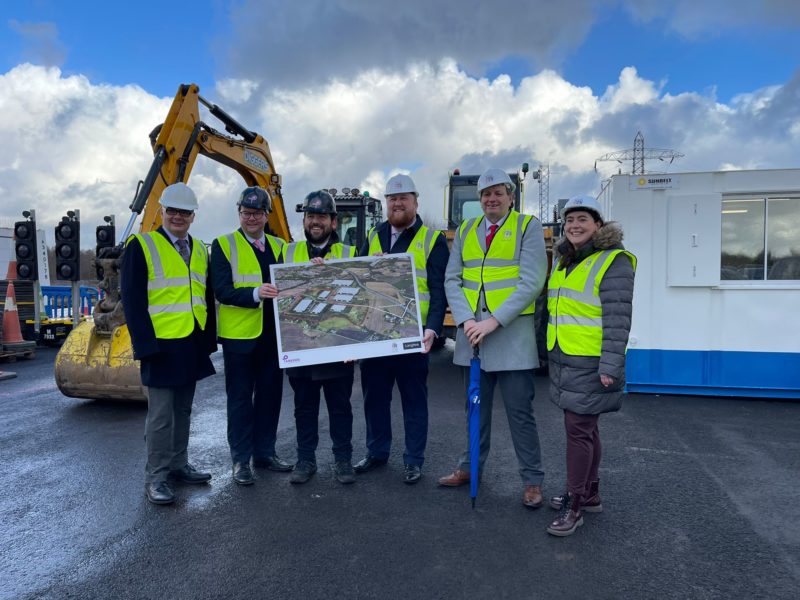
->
<box><xmin>55</xmin><ymin>216</ymin><xmax>81</xmax><ymax>281</ymax></box>
<box><xmin>14</xmin><ymin>220</ymin><xmax>38</xmax><ymax>280</ymax></box>
<box><xmin>94</xmin><ymin>219</ymin><xmax>116</xmax><ymax>279</ymax></box>
<box><xmin>95</xmin><ymin>224</ymin><xmax>115</xmax><ymax>256</ymax></box>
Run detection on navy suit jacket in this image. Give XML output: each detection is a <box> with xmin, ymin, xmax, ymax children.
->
<box><xmin>120</xmin><ymin>227</ymin><xmax>217</xmax><ymax>388</ymax></box>
<box><xmin>210</xmin><ymin>227</ymin><xmax>281</xmax><ymax>355</ymax></box>
<box><xmin>358</xmin><ymin>215</ymin><xmax>449</xmax><ymax>336</ymax></box>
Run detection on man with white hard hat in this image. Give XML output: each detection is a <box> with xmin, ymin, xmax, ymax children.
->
<box><xmin>121</xmin><ymin>182</ymin><xmax>217</xmax><ymax>505</ymax></box>
<box><xmin>353</xmin><ymin>173</ymin><xmax>449</xmax><ymax>484</ymax></box>
<box><xmin>439</xmin><ymin>167</ymin><xmax>549</xmax><ymax>509</ymax></box>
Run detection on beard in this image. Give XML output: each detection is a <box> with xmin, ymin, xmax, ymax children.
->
<box><xmin>387</xmin><ymin>208</ymin><xmax>416</xmax><ymax>229</ymax></box>
<box><xmin>304</xmin><ymin>225</ymin><xmax>332</xmax><ymax>245</ymax></box>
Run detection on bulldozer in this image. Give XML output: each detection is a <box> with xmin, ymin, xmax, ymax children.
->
<box><xmin>54</xmin><ymin>84</ymin><xmax>292</xmax><ymax>402</ymax></box>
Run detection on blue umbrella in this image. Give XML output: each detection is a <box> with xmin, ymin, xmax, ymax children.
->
<box><xmin>467</xmin><ymin>346</ymin><xmax>481</xmax><ymax>508</ymax></box>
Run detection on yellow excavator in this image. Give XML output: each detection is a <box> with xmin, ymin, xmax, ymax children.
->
<box><xmin>55</xmin><ymin>84</ymin><xmax>291</xmax><ymax>401</ymax></box>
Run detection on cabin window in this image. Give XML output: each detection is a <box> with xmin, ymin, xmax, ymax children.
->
<box><xmin>721</xmin><ymin>197</ymin><xmax>800</xmax><ymax>280</ymax></box>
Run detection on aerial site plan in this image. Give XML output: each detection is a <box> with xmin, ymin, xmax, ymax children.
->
<box><xmin>270</xmin><ymin>255</ymin><xmax>424</xmax><ymax>367</ymax></box>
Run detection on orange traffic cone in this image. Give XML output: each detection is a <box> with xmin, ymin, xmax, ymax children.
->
<box><xmin>2</xmin><ymin>282</ymin><xmax>34</xmax><ymax>354</ymax></box>
<box><xmin>5</xmin><ymin>259</ymin><xmax>16</xmax><ymax>281</ymax></box>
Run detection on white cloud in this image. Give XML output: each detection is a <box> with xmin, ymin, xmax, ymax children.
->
<box><xmin>601</xmin><ymin>67</ymin><xmax>662</xmax><ymax>113</ymax></box>
<box><xmin>0</xmin><ymin>62</ymin><xmax>798</xmax><ymax>250</ymax></box>
<box><xmin>0</xmin><ymin>64</ymin><xmax>172</xmax><ymax>239</ymax></box>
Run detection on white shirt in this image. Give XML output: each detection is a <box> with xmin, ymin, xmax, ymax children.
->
<box><xmin>390</xmin><ymin>226</ymin><xmax>407</xmax><ymax>249</ymax></box>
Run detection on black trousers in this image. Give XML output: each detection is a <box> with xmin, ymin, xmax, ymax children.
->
<box><xmin>360</xmin><ymin>353</ymin><xmax>429</xmax><ymax>466</ymax></box>
<box><xmin>290</xmin><ymin>373</ymin><xmax>354</xmax><ymax>463</ymax></box>
<box><xmin>223</xmin><ymin>344</ymin><xmax>283</xmax><ymax>464</ymax></box>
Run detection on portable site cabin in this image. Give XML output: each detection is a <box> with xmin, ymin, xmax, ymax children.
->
<box><xmin>599</xmin><ymin>169</ymin><xmax>800</xmax><ymax>399</ymax></box>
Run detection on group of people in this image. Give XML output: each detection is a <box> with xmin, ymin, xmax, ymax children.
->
<box><xmin>120</xmin><ymin>168</ymin><xmax>635</xmax><ymax>538</ymax></box>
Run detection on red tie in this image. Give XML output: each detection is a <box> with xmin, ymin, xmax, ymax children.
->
<box><xmin>254</xmin><ymin>239</ymin><xmax>265</xmax><ymax>252</ymax></box>
<box><xmin>486</xmin><ymin>224</ymin><xmax>499</xmax><ymax>249</ymax></box>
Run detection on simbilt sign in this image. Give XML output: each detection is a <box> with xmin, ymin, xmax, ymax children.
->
<box><xmin>630</xmin><ymin>175</ymin><xmax>680</xmax><ymax>190</ymax></box>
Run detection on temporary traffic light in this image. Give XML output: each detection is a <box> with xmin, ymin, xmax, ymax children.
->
<box><xmin>95</xmin><ymin>216</ymin><xmax>115</xmax><ymax>257</ymax></box>
<box><xmin>55</xmin><ymin>211</ymin><xmax>81</xmax><ymax>281</ymax></box>
<box><xmin>95</xmin><ymin>215</ymin><xmax>115</xmax><ymax>279</ymax></box>
<box><xmin>14</xmin><ymin>211</ymin><xmax>38</xmax><ymax>280</ymax></box>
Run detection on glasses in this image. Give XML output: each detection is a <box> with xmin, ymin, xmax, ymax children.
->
<box><xmin>165</xmin><ymin>207</ymin><xmax>194</xmax><ymax>217</ymax></box>
<box><xmin>239</xmin><ymin>210</ymin><xmax>266</xmax><ymax>220</ymax></box>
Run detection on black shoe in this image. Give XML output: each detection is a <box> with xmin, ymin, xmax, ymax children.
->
<box><xmin>253</xmin><ymin>455</ymin><xmax>294</xmax><ymax>472</ymax></box>
<box><xmin>334</xmin><ymin>461</ymin><xmax>356</xmax><ymax>484</ymax></box>
<box><xmin>169</xmin><ymin>464</ymin><xmax>211</xmax><ymax>485</ymax></box>
<box><xmin>233</xmin><ymin>462</ymin><xmax>255</xmax><ymax>486</ymax></box>
<box><xmin>403</xmin><ymin>464</ymin><xmax>422</xmax><ymax>485</ymax></box>
<box><xmin>353</xmin><ymin>455</ymin><xmax>388</xmax><ymax>473</ymax></box>
<box><xmin>290</xmin><ymin>460</ymin><xmax>317</xmax><ymax>484</ymax></box>
<box><xmin>145</xmin><ymin>481</ymin><xmax>175</xmax><ymax>505</ymax></box>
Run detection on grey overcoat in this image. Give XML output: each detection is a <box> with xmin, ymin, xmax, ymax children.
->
<box><xmin>445</xmin><ymin>212</ymin><xmax>548</xmax><ymax>372</ymax></box>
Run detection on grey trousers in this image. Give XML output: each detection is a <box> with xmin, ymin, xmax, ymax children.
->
<box><xmin>145</xmin><ymin>383</ymin><xmax>196</xmax><ymax>483</ymax></box>
<box><xmin>457</xmin><ymin>368</ymin><xmax>544</xmax><ymax>486</ymax></box>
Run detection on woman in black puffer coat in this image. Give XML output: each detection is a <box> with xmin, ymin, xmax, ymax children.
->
<box><xmin>545</xmin><ymin>196</ymin><xmax>635</xmax><ymax>537</ymax></box>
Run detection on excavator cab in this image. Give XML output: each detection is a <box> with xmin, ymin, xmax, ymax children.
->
<box><xmin>55</xmin><ymin>84</ymin><xmax>291</xmax><ymax>402</ymax></box>
<box><xmin>326</xmin><ymin>187</ymin><xmax>382</xmax><ymax>250</ymax></box>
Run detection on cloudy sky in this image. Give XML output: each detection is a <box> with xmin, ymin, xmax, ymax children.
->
<box><xmin>1</xmin><ymin>0</ymin><xmax>799</xmax><ymax>245</ymax></box>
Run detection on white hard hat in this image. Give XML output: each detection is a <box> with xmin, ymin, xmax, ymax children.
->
<box><xmin>385</xmin><ymin>174</ymin><xmax>418</xmax><ymax>196</ymax></box>
<box><xmin>159</xmin><ymin>182</ymin><xmax>199</xmax><ymax>211</ymax></box>
<box><xmin>561</xmin><ymin>195</ymin><xmax>604</xmax><ymax>222</ymax></box>
<box><xmin>477</xmin><ymin>168</ymin><xmax>515</xmax><ymax>194</ymax></box>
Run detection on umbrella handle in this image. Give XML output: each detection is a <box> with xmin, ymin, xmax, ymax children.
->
<box><xmin>473</xmin><ymin>346</ymin><xmax>479</xmax><ymax>359</ymax></box>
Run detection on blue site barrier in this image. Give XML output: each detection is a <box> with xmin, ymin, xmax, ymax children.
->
<box><xmin>41</xmin><ymin>285</ymin><xmax>100</xmax><ymax>319</ymax></box>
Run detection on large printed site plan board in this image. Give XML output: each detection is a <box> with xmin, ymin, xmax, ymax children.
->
<box><xmin>270</xmin><ymin>255</ymin><xmax>424</xmax><ymax>368</ymax></box>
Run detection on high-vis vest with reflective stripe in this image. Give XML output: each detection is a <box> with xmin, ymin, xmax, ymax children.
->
<box><xmin>282</xmin><ymin>241</ymin><xmax>355</xmax><ymax>263</ymax></box>
<box><xmin>129</xmin><ymin>232</ymin><xmax>208</xmax><ymax>339</ymax></box>
<box><xmin>546</xmin><ymin>249</ymin><xmax>636</xmax><ymax>356</ymax></box>
<box><xmin>458</xmin><ymin>211</ymin><xmax>535</xmax><ymax>315</ymax></box>
<box><xmin>216</xmin><ymin>231</ymin><xmax>284</xmax><ymax>339</ymax></box>
<box><xmin>367</xmin><ymin>225</ymin><xmax>441</xmax><ymax>324</ymax></box>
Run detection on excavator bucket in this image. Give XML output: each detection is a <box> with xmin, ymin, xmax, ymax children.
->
<box><xmin>55</xmin><ymin>320</ymin><xmax>147</xmax><ymax>402</ymax></box>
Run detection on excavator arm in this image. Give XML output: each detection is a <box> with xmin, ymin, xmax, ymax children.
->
<box><xmin>128</xmin><ymin>83</ymin><xmax>290</xmax><ymax>240</ymax></box>
<box><xmin>55</xmin><ymin>83</ymin><xmax>291</xmax><ymax>402</ymax></box>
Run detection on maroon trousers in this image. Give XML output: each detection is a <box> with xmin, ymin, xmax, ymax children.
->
<box><xmin>564</xmin><ymin>410</ymin><xmax>601</xmax><ymax>499</ymax></box>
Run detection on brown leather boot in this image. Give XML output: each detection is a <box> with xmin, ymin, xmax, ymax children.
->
<box><xmin>549</xmin><ymin>480</ymin><xmax>602</xmax><ymax>513</ymax></box>
<box><xmin>438</xmin><ymin>469</ymin><xmax>470</xmax><ymax>487</ymax></box>
<box><xmin>546</xmin><ymin>492</ymin><xmax>583</xmax><ymax>536</ymax></box>
<box><xmin>523</xmin><ymin>484</ymin><xmax>543</xmax><ymax>509</ymax></box>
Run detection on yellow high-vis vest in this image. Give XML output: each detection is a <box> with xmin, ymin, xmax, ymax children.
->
<box><xmin>282</xmin><ymin>241</ymin><xmax>355</xmax><ymax>263</ymax></box>
<box><xmin>367</xmin><ymin>225</ymin><xmax>441</xmax><ymax>324</ymax></box>
<box><xmin>130</xmin><ymin>231</ymin><xmax>208</xmax><ymax>338</ymax></box>
<box><xmin>216</xmin><ymin>230</ymin><xmax>284</xmax><ymax>339</ymax></box>
<box><xmin>546</xmin><ymin>249</ymin><xmax>637</xmax><ymax>356</ymax></box>
<box><xmin>458</xmin><ymin>211</ymin><xmax>535</xmax><ymax>315</ymax></box>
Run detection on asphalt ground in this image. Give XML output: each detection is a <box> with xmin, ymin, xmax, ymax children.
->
<box><xmin>0</xmin><ymin>345</ymin><xmax>798</xmax><ymax>600</ymax></box>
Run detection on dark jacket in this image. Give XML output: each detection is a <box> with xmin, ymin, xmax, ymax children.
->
<box><xmin>549</xmin><ymin>222</ymin><xmax>635</xmax><ymax>414</ymax></box>
<box><xmin>358</xmin><ymin>215</ymin><xmax>449</xmax><ymax>336</ymax></box>
<box><xmin>120</xmin><ymin>227</ymin><xmax>217</xmax><ymax>388</ymax></box>
<box><xmin>210</xmin><ymin>227</ymin><xmax>280</xmax><ymax>355</ymax></box>
<box><xmin>287</xmin><ymin>231</ymin><xmax>355</xmax><ymax>381</ymax></box>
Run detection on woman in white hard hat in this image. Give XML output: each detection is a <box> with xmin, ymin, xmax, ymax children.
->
<box><xmin>545</xmin><ymin>195</ymin><xmax>636</xmax><ymax>536</ymax></box>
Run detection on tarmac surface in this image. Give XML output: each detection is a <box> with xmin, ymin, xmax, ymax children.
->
<box><xmin>1</xmin><ymin>345</ymin><xmax>798</xmax><ymax>599</ymax></box>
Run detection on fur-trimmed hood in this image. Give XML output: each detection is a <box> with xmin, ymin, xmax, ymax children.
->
<box><xmin>555</xmin><ymin>221</ymin><xmax>626</xmax><ymax>269</ymax></box>
<box><xmin>590</xmin><ymin>220</ymin><xmax>624</xmax><ymax>250</ymax></box>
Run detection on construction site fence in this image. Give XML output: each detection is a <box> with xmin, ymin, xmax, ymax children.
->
<box><xmin>41</xmin><ymin>285</ymin><xmax>100</xmax><ymax>319</ymax></box>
